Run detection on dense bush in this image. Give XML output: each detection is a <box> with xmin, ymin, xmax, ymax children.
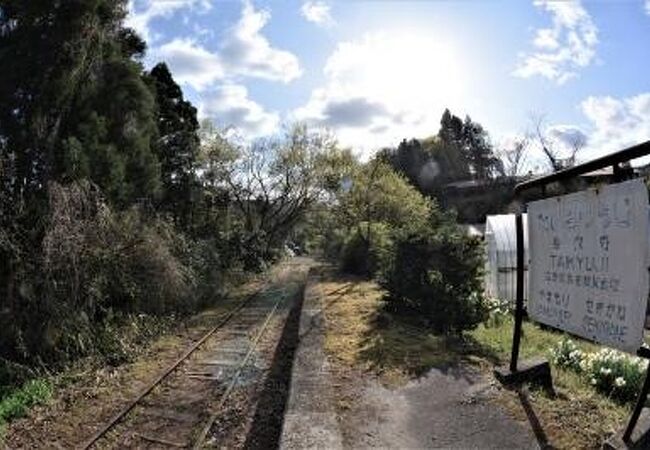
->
<box><xmin>340</xmin><ymin>223</ymin><xmax>392</xmax><ymax>277</ymax></box>
<box><xmin>379</xmin><ymin>216</ymin><xmax>488</xmax><ymax>334</ymax></box>
<box><xmin>1</xmin><ymin>182</ymin><xmax>199</xmax><ymax>366</ymax></box>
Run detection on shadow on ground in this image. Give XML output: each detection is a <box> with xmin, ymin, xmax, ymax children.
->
<box><xmin>310</xmin><ymin>266</ymin><xmax>504</xmax><ymax>381</ymax></box>
<box><xmin>242</xmin><ymin>281</ymin><xmax>306</xmax><ymax>450</ymax></box>
<box><xmin>356</xmin><ymin>309</ymin><xmax>503</xmax><ymax>379</ymax></box>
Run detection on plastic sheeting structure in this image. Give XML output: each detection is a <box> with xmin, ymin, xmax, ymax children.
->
<box><xmin>484</xmin><ymin>214</ymin><xmax>528</xmax><ymax>304</ymax></box>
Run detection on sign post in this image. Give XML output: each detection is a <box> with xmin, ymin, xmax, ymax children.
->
<box><xmin>500</xmin><ymin>141</ymin><xmax>650</xmax><ymax>447</ymax></box>
<box><xmin>509</xmin><ymin>213</ymin><xmax>525</xmax><ymax>372</ymax></box>
<box><xmin>494</xmin><ymin>211</ymin><xmax>551</xmax><ymax>387</ymax></box>
<box><xmin>527</xmin><ymin>179</ymin><xmax>649</xmax><ymax>353</ymax></box>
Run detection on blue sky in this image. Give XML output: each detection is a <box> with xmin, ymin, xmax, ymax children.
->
<box><xmin>127</xmin><ymin>0</ymin><xmax>650</xmax><ymax>167</ymax></box>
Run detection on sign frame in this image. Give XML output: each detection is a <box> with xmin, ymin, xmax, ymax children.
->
<box><xmin>507</xmin><ymin>140</ymin><xmax>650</xmax><ymax>444</ymax></box>
<box><xmin>527</xmin><ymin>179</ymin><xmax>649</xmax><ymax>353</ymax></box>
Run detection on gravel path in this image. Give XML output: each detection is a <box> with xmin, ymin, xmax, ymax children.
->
<box><xmin>282</xmin><ymin>269</ymin><xmax>541</xmax><ymax>450</ymax></box>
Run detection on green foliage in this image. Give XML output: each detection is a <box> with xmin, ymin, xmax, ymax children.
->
<box><xmin>64</xmin><ymin>57</ymin><xmax>162</xmax><ymax>205</ymax></box>
<box><xmin>438</xmin><ymin>109</ymin><xmax>503</xmax><ymax>180</ymax></box>
<box><xmin>0</xmin><ymin>0</ymin><xmax>161</xmax><ymax>208</ymax></box>
<box><xmin>379</xmin><ymin>214</ymin><xmax>488</xmax><ymax>334</ymax></box>
<box><xmin>0</xmin><ymin>181</ymin><xmax>195</xmax><ymax>365</ymax></box>
<box><xmin>148</xmin><ymin>62</ymin><xmax>200</xmax><ymax>226</ymax></box>
<box><xmin>0</xmin><ymin>379</ymin><xmax>52</xmax><ymax>425</ymax></box>
<box><xmin>551</xmin><ymin>339</ymin><xmax>648</xmax><ymax>403</ymax></box>
<box><xmin>340</xmin><ymin>223</ymin><xmax>393</xmax><ymax>277</ymax></box>
<box><xmin>0</xmin><ymin>0</ymin><xmax>330</xmax><ymax>404</ymax></box>
<box><xmin>549</xmin><ymin>337</ymin><xmax>584</xmax><ymax>372</ymax></box>
<box><xmin>337</xmin><ymin>160</ymin><xmax>431</xmax><ymax>232</ymax></box>
<box><xmin>484</xmin><ymin>297</ymin><xmax>513</xmax><ymax>328</ymax></box>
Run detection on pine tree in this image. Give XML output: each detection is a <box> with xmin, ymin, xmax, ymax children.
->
<box><xmin>147</xmin><ymin>62</ymin><xmax>200</xmax><ymax>226</ymax></box>
<box><xmin>437</xmin><ymin>109</ymin><xmax>501</xmax><ymax>180</ymax></box>
<box><xmin>0</xmin><ymin>0</ymin><xmax>162</xmax><ymax>207</ymax></box>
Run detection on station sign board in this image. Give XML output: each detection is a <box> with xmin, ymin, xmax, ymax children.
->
<box><xmin>528</xmin><ymin>179</ymin><xmax>649</xmax><ymax>353</ymax></box>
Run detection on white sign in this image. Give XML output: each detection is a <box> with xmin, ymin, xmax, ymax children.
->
<box><xmin>528</xmin><ymin>179</ymin><xmax>649</xmax><ymax>353</ymax></box>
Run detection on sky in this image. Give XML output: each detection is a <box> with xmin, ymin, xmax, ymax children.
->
<box><xmin>127</xmin><ymin>0</ymin><xmax>650</xmax><ymax>166</ymax></box>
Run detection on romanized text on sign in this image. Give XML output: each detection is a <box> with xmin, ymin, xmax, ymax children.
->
<box><xmin>528</xmin><ymin>179</ymin><xmax>649</xmax><ymax>353</ymax></box>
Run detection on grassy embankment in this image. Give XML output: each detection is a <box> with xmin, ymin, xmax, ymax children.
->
<box><xmin>320</xmin><ymin>269</ymin><xmax>630</xmax><ymax>449</ymax></box>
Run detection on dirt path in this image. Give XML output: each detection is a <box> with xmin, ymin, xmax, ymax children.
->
<box><xmin>333</xmin><ymin>365</ymin><xmax>538</xmax><ymax>449</ymax></box>
<box><xmin>3</xmin><ymin>258</ymin><xmax>312</xmax><ymax>449</ymax></box>
<box><xmin>299</xmin><ymin>267</ymin><xmax>541</xmax><ymax>450</ymax></box>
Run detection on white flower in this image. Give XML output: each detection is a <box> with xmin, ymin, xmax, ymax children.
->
<box><xmin>615</xmin><ymin>377</ymin><xmax>626</xmax><ymax>387</ymax></box>
<box><xmin>600</xmin><ymin>367</ymin><xmax>612</xmax><ymax>376</ymax></box>
<box><xmin>591</xmin><ymin>378</ymin><xmax>598</xmax><ymax>385</ymax></box>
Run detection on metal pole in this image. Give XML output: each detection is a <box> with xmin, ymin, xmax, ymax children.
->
<box><xmin>510</xmin><ymin>213</ymin><xmax>525</xmax><ymax>373</ymax></box>
<box><xmin>623</xmin><ymin>363</ymin><xmax>650</xmax><ymax>442</ymax></box>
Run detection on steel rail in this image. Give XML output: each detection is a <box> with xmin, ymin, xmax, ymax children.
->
<box><xmin>192</xmin><ymin>294</ymin><xmax>284</xmax><ymax>449</ymax></box>
<box><xmin>78</xmin><ymin>288</ymin><xmax>262</xmax><ymax>450</ymax></box>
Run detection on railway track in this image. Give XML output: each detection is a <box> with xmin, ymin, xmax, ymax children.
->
<box><xmin>78</xmin><ymin>271</ymin><xmax>301</xmax><ymax>449</ymax></box>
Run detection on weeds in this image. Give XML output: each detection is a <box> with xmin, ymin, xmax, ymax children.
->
<box><xmin>0</xmin><ymin>379</ymin><xmax>52</xmax><ymax>426</ymax></box>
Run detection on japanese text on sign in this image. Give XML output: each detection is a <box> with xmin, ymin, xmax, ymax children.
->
<box><xmin>528</xmin><ymin>179</ymin><xmax>649</xmax><ymax>353</ymax></box>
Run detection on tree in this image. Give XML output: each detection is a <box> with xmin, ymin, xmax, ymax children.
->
<box><xmin>461</xmin><ymin>115</ymin><xmax>503</xmax><ymax>179</ymax></box>
<box><xmin>337</xmin><ymin>159</ymin><xmax>431</xmax><ymax>233</ymax></box>
<box><xmin>61</xmin><ymin>55</ymin><xmax>161</xmax><ymax>205</ymax></box>
<box><xmin>0</xmin><ymin>0</ymin><xmax>162</xmax><ymax>209</ymax></box>
<box><xmin>199</xmin><ymin>123</ymin><xmax>347</xmax><ymax>263</ymax></box>
<box><xmin>498</xmin><ymin>135</ymin><xmax>530</xmax><ymax>177</ymax></box>
<box><xmin>0</xmin><ymin>0</ymin><xmax>134</xmax><ymax>208</ymax></box>
<box><xmin>331</xmin><ymin>158</ymin><xmax>433</xmax><ymax>276</ymax></box>
<box><xmin>0</xmin><ymin>0</ymin><xmax>164</xmax><ymax>342</ymax></box>
<box><xmin>147</xmin><ymin>63</ymin><xmax>200</xmax><ymax>226</ymax></box>
<box><xmin>438</xmin><ymin>109</ymin><xmax>502</xmax><ymax>180</ymax></box>
<box><xmin>530</xmin><ymin>113</ymin><xmax>585</xmax><ymax>172</ymax></box>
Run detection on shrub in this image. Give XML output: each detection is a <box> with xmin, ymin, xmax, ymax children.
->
<box><xmin>581</xmin><ymin>348</ymin><xmax>647</xmax><ymax>403</ymax></box>
<box><xmin>379</xmin><ymin>219</ymin><xmax>488</xmax><ymax>334</ymax></box>
<box><xmin>340</xmin><ymin>223</ymin><xmax>392</xmax><ymax>277</ymax></box>
<box><xmin>1</xmin><ymin>181</ymin><xmax>197</xmax><ymax>366</ymax></box>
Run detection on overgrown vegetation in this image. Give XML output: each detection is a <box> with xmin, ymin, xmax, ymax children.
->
<box><xmin>0</xmin><ymin>2</ymin><xmax>345</xmax><ymax>410</ymax></box>
<box><xmin>0</xmin><ymin>0</ymin><xmax>590</xmax><ymax>437</ymax></box>
<box><xmin>307</xmin><ymin>138</ymin><xmax>490</xmax><ymax>334</ymax></box>
<box><xmin>379</xmin><ymin>217</ymin><xmax>488</xmax><ymax>333</ymax></box>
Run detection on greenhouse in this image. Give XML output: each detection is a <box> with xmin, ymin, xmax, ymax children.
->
<box><xmin>484</xmin><ymin>213</ymin><xmax>529</xmax><ymax>304</ymax></box>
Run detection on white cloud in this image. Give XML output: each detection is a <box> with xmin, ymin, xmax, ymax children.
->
<box><xmin>155</xmin><ymin>38</ymin><xmax>224</xmax><ymax>91</ymax></box>
<box><xmin>220</xmin><ymin>1</ymin><xmax>302</xmax><ymax>83</ymax></box>
<box><xmin>547</xmin><ymin>124</ymin><xmax>588</xmax><ymax>150</ymax></box>
<box><xmin>199</xmin><ymin>83</ymin><xmax>279</xmax><ymax>137</ymax></box>
<box><xmin>293</xmin><ymin>31</ymin><xmax>468</xmax><ymax>154</ymax></box>
<box><xmin>151</xmin><ymin>1</ymin><xmax>301</xmax><ymax>92</ymax></box>
<box><xmin>126</xmin><ymin>0</ymin><xmax>211</xmax><ymax>43</ymax></box>
<box><xmin>646</xmin><ymin>0</ymin><xmax>650</xmax><ymax>15</ymax></box>
<box><xmin>301</xmin><ymin>1</ymin><xmax>335</xmax><ymax>27</ymax></box>
<box><xmin>580</xmin><ymin>93</ymin><xmax>650</xmax><ymax>156</ymax></box>
<box><xmin>514</xmin><ymin>0</ymin><xmax>598</xmax><ymax>84</ymax></box>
